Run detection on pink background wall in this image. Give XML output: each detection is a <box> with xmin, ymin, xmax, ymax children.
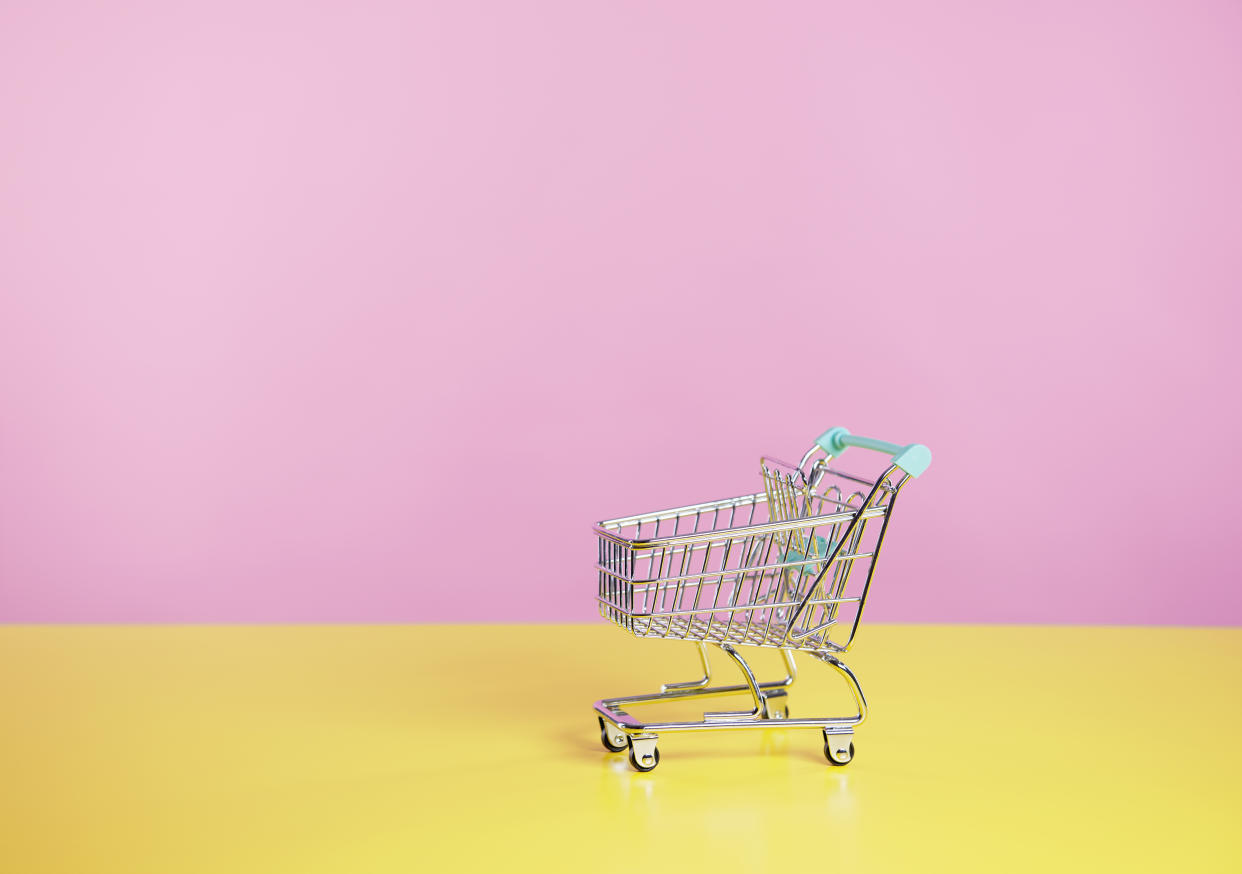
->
<box><xmin>2</xmin><ymin>1</ymin><xmax>1240</xmax><ymax>624</ymax></box>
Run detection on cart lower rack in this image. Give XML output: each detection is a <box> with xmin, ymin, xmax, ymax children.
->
<box><xmin>592</xmin><ymin>427</ymin><xmax>931</xmax><ymax>771</ymax></box>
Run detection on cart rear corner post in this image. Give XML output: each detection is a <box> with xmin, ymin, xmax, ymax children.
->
<box><xmin>591</xmin><ymin>427</ymin><xmax>931</xmax><ymax>772</ymax></box>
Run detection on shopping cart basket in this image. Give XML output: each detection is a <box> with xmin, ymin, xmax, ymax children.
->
<box><xmin>593</xmin><ymin>426</ymin><xmax>931</xmax><ymax>771</ymax></box>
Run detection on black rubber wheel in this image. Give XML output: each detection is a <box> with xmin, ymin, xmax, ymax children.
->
<box><xmin>628</xmin><ymin>746</ymin><xmax>661</xmax><ymax>772</ymax></box>
<box><xmin>598</xmin><ymin>718</ymin><xmax>627</xmax><ymax>753</ymax></box>
<box><xmin>824</xmin><ymin>741</ymin><xmax>855</xmax><ymax>766</ymax></box>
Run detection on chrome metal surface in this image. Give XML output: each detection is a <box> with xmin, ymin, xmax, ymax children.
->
<box><xmin>627</xmin><ymin>734</ymin><xmax>659</xmax><ymax>772</ymax></box>
<box><xmin>660</xmin><ymin>642</ymin><xmax>712</xmax><ymax>692</ymax></box>
<box><xmin>598</xmin><ymin>717</ymin><xmax>628</xmax><ymax>752</ymax></box>
<box><xmin>824</xmin><ymin>730</ymin><xmax>855</xmax><ymax>765</ymax></box>
<box><xmin>591</xmin><ymin>435</ymin><xmax>923</xmax><ymax>770</ymax></box>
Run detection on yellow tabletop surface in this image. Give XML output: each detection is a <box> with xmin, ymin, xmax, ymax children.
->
<box><xmin>1</xmin><ymin>624</ymin><xmax>1239</xmax><ymax>873</ymax></box>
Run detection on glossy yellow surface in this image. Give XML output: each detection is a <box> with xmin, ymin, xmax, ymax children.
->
<box><xmin>1</xmin><ymin>624</ymin><xmax>1239</xmax><ymax>872</ymax></box>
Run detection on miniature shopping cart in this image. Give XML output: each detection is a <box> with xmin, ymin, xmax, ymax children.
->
<box><xmin>593</xmin><ymin>427</ymin><xmax>931</xmax><ymax>771</ymax></box>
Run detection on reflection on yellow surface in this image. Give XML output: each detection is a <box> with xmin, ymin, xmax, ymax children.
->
<box><xmin>1</xmin><ymin>624</ymin><xmax>1239</xmax><ymax>872</ymax></box>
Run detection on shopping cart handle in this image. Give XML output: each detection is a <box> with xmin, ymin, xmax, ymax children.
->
<box><xmin>816</xmin><ymin>427</ymin><xmax>932</xmax><ymax>477</ymax></box>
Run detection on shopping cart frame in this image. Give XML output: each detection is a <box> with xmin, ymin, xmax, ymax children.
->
<box><xmin>592</xmin><ymin>427</ymin><xmax>930</xmax><ymax>771</ymax></box>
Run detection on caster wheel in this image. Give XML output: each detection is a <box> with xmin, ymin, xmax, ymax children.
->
<box><xmin>598</xmin><ymin>717</ymin><xmax>627</xmax><ymax>753</ymax></box>
<box><xmin>824</xmin><ymin>740</ymin><xmax>855</xmax><ymax>766</ymax></box>
<box><xmin>627</xmin><ymin>744</ymin><xmax>660</xmax><ymax>773</ymax></box>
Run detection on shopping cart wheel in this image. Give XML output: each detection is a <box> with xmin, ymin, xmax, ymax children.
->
<box><xmin>627</xmin><ymin>747</ymin><xmax>660</xmax><ymax>772</ymax></box>
<box><xmin>627</xmin><ymin>735</ymin><xmax>660</xmax><ymax>772</ymax></box>
<box><xmin>598</xmin><ymin>717</ymin><xmax>628</xmax><ymax>753</ymax></box>
<box><xmin>824</xmin><ymin>739</ymin><xmax>855</xmax><ymax>766</ymax></box>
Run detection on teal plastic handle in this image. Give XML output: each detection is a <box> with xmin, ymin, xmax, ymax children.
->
<box><xmin>816</xmin><ymin>427</ymin><xmax>932</xmax><ymax>477</ymax></box>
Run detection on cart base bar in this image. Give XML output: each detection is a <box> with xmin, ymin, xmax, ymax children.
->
<box><xmin>593</xmin><ymin>643</ymin><xmax>866</xmax><ymax>771</ymax></box>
